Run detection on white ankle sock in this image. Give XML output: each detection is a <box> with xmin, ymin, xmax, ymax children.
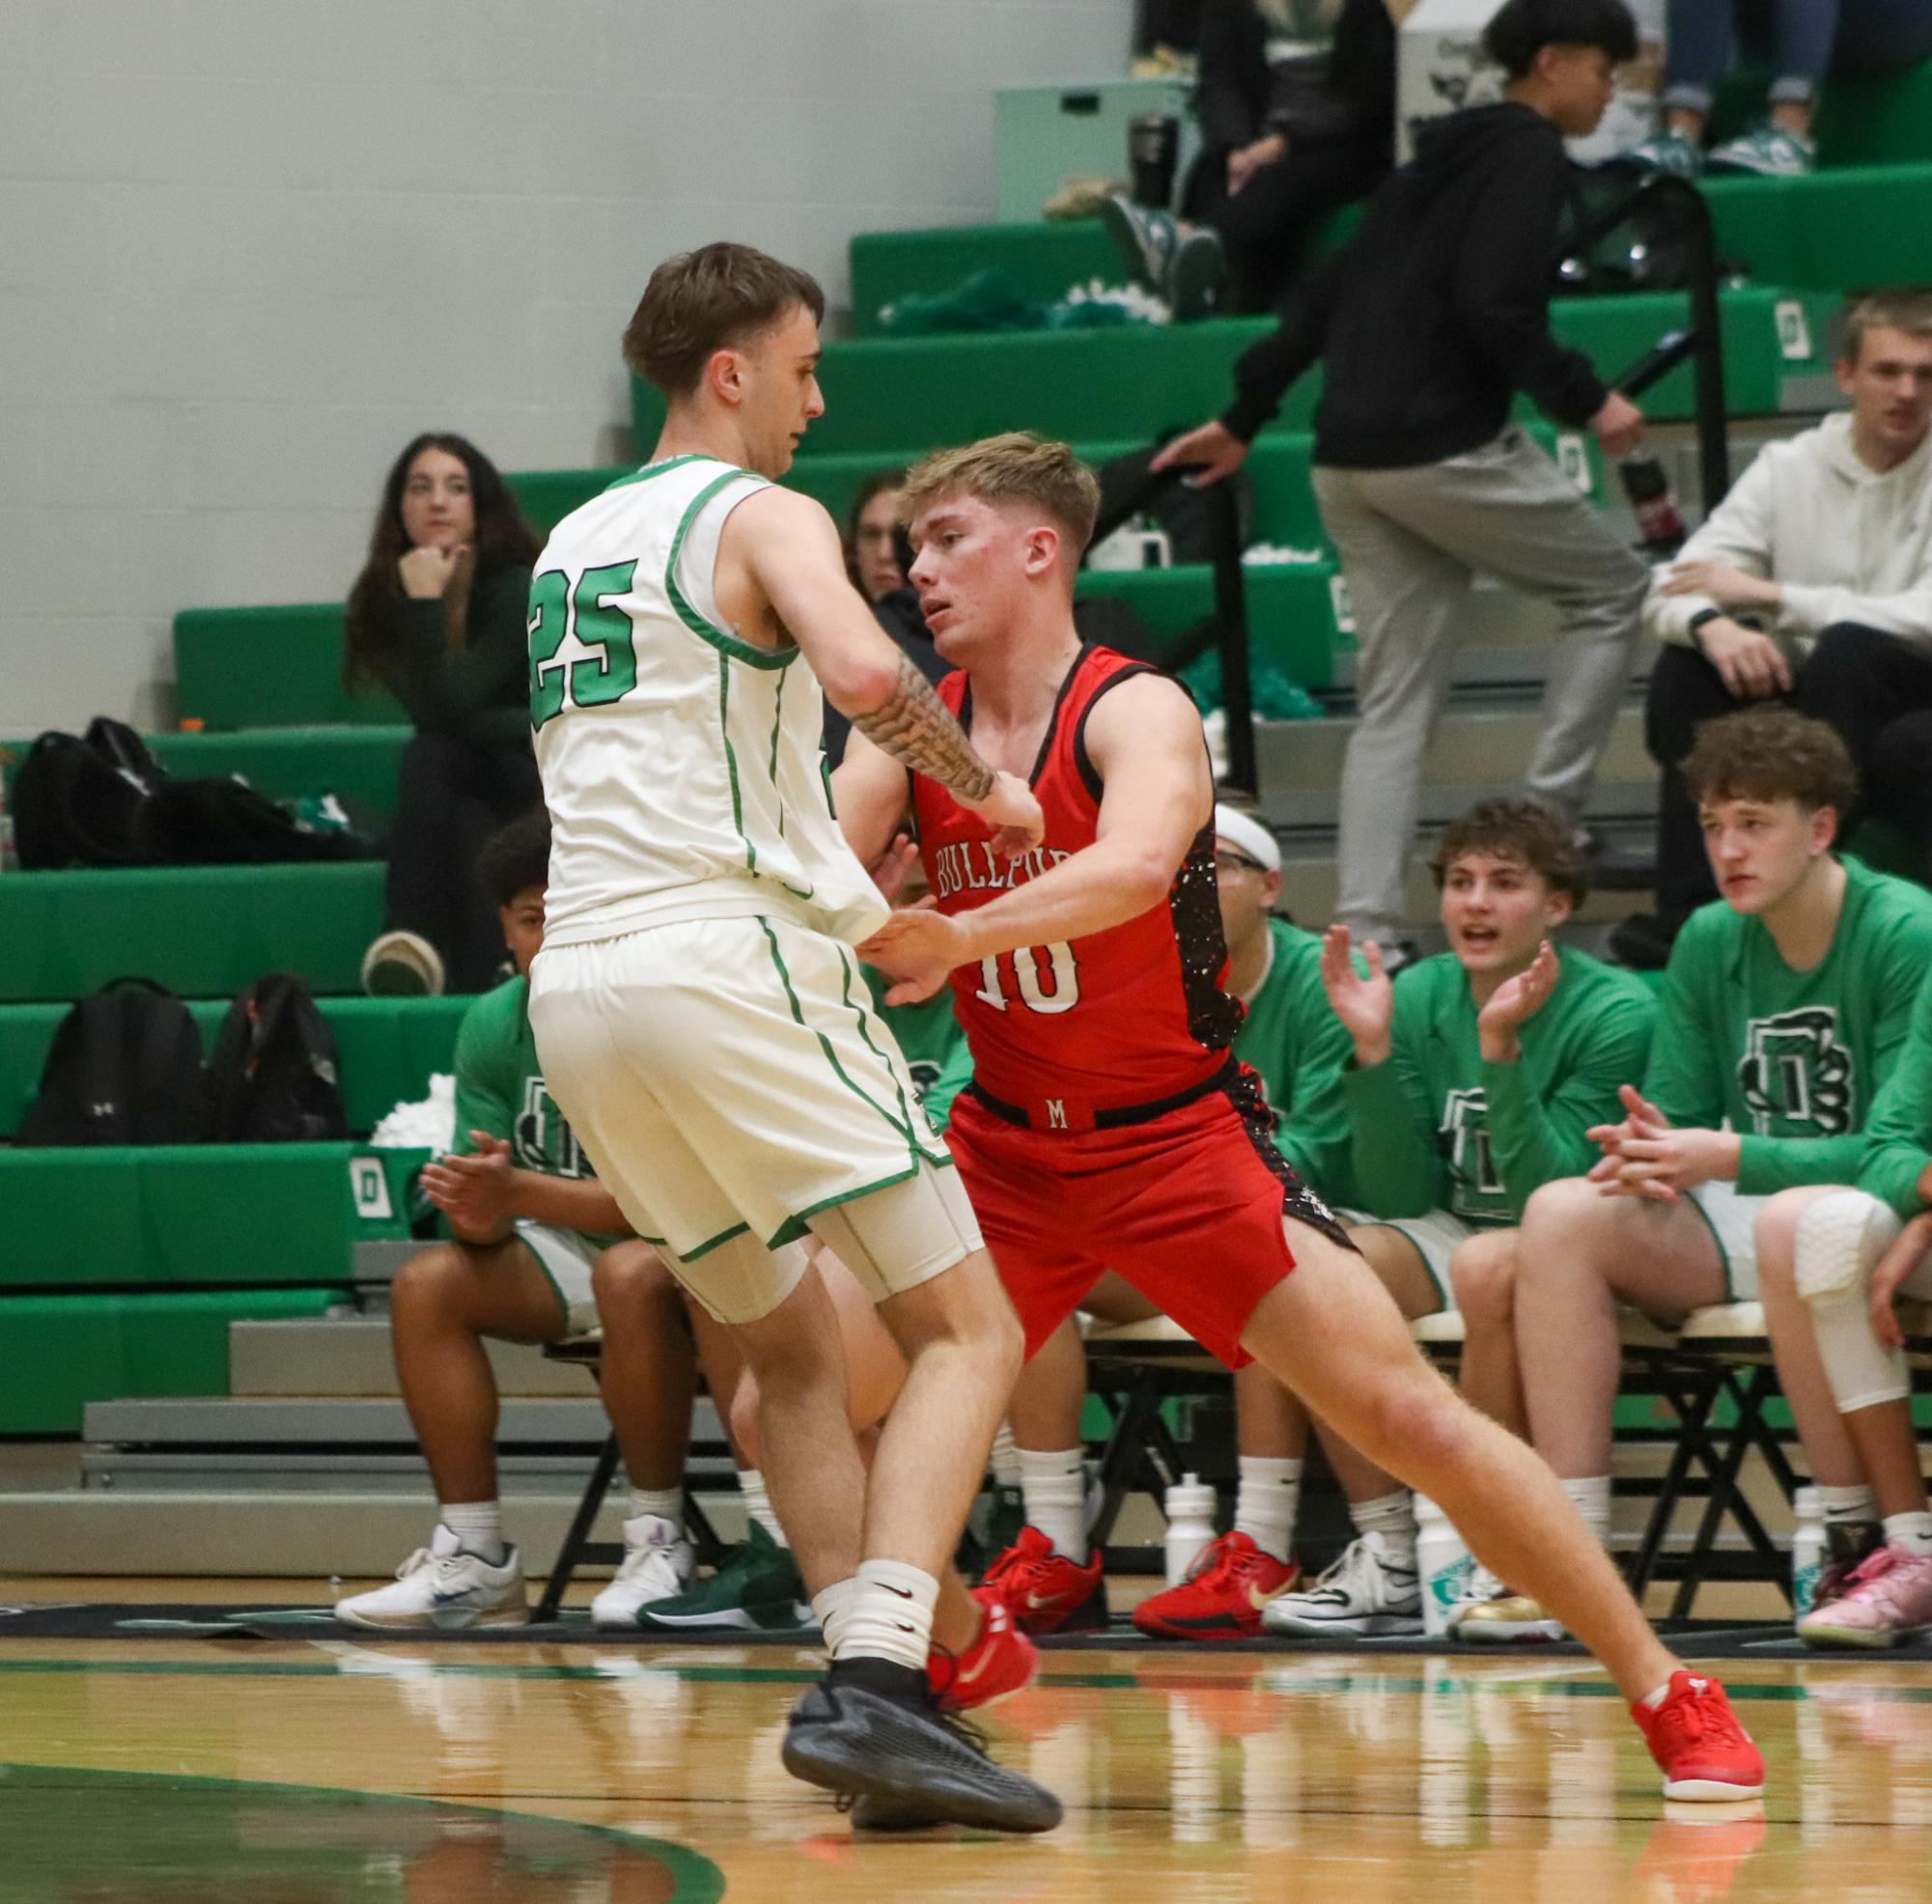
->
<box><xmin>739</xmin><ymin>1469</ymin><xmax>788</xmax><ymax>1547</ymax></box>
<box><xmin>1235</xmin><ymin>1456</ymin><xmax>1302</xmax><ymax>1562</ymax></box>
<box><xmin>1821</xmin><ymin>1483</ymin><xmax>1879</xmax><ymax>1527</ymax></box>
<box><xmin>1884</xmin><ymin>1510</ymin><xmax>1932</xmax><ymax>1555</ymax></box>
<box><xmin>1019</xmin><ymin>1447</ymin><xmax>1087</xmax><ymax>1558</ymax></box>
<box><xmin>439</xmin><ymin>1500</ymin><xmax>506</xmax><ymax>1565</ymax></box>
<box><xmin>629</xmin><ymin>1487</ymin><xmax>684</xmax><ymax>1528</ymax></box>
<box><xmin>812</xmin><ymin>1577</ymin><xmax>859</xmax><ymax>1655</ymax></box>
<box><xmin>1349</xmin><ymin>1490</ymin><xmax>1415</xmax><ymax>1560</ymax></box>
<box><xmin>1562</xmin><ymin>1475</ymin><xmax>1612</xmax><ymax>1549</ymax></box>
<box><xmin>990</xmin><ymin>1422</ymin><xmax>1023</xmax><ymax>1487</ymax></box>
<box><xmin>837</xmin><ymin>1558</ymin><xmax>937</xmax><ymax>1671</ymax></box>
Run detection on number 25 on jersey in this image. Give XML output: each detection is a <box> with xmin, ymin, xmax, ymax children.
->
<box><xmin>973</xmin><ymin>942</ymin><xmax>1081</xmax><ymax>1015</ymax></box>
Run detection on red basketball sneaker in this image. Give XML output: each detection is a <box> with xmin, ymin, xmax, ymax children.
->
<box><xmin>974</xmin><ymin>1526</ymin><xmax>1108</xmax><ymax>1634</ymax></box>
<box><xmin>1632</xmin><ymin>1671</ymin><xmax>1766</xmax><ymax>1800</ymax></box>
<box><xmin>931</xmin><ymin>1598</ymin><xmax>1040</xmax><ymax>1712</ymax></box>
<box><xmin>1132</xmin><ymin>1531</ymin><xmax>1301</xmax><ymax>1639</ymax></box>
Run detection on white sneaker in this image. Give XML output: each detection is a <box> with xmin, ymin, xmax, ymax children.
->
<box><xmin>1261</xmin><ymin>1531</ymin><xmax>1423</xmax><ymax>1638</ymax></box>
<box><xmin>591</xmin><ymin>1515</ymin><xmax>696</xmax><ymax>1630</ymax></box>
<box><xmin>335</xmin><ymin>1526</ymin><xmax>527</xmax><ymax>1631</ymax></box>
<box><xmin>1448</xmin><ymin>1575</ymin><xmax>1567</xmax><ymax>1642</ymax></box>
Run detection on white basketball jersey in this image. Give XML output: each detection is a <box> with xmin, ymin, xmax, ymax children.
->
<box><xmin>532</xmin><ymin>455</ymin><xmax>888</xmax><ymax>949</ymax></box>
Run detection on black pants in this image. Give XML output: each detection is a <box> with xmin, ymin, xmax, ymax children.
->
<box><xmin>1646</xmin><ymin>621</ymin><xmax>1932</xmax><ymax>922</ymax></box>
<box><xmin>384</xmin><ymin>732</ymin><xmax>542</xmax><ymax>992</ymax></box>
<box><xmin>1183</xmin><ymin>140</ymin><xmax>1386</xmax><ymax>315</ymax></box>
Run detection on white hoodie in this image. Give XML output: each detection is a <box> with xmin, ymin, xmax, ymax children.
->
<box><xmin>1643</xmin><ymin>410</ymin><xmax>1932</xmax><ymax>655</ymax></box>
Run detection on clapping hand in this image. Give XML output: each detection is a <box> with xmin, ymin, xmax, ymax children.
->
<box><xmin>1321</xmin><ymin>924</ymin><xmax>1393</xmax><ymax>1068</ymax></box>
<box><xmin>1476</xmin><ymin>939</ymin><xmax>1560</xmax><ymax>1062</ymax></box>
<box><xmin>421</xmin><ymin>1132</ymin><xmax>518</xmax><ymax>1236</ymax></box>
<box><xmin>1587</xmin><ymin>1085</ymin><xmax>1736</xmax><ymax>1201</ymax></box>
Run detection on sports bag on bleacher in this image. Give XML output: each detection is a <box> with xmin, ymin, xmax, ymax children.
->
<box><xmin>15</xmin><ymin>978</ymin><xmax>208</xmax><ymax>1146</ymax></box>
<box><xmin>205</xmin><ymin>972</ymin><xmax>348</xmax><ymax>1143</ymax></box>
<box><xmin>10</xmin><ymin>717</ymin><xmax>165</xmax><ymax>870</ymax></box>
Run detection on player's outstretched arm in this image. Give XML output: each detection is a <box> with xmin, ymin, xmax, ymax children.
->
<box><xmin>730</xmin><ymin>489</ymin><xmax>1041</xmax><ymax>848</ymax></box>
<box><xmin>863</xmin><ymin>674</ymin><xmax>1207</xmax><ymax>1008</ymax></box>
<box><xmin>830</xmin><ymin>726</ymin><xmax>914</xmax><ymax>875</ymax></box>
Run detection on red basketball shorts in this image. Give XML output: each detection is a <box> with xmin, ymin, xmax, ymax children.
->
<box><xmin>945</xmin><ymin>1070</ymin><xmax>1353</xmax><ymax>1370</ymax></box>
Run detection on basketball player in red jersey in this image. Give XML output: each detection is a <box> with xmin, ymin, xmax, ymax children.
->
<box><xmin>835</xmin><ymin>433</ymin><xmax>1764</xmax><ymax>1804</ymax></box>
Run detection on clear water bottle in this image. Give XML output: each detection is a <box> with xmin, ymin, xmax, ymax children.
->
<box><xmin>1162</xmin><ymin>1472</ymin><xmax>1218</xmax><ymax>1585</ymax></box>
<box><xmin>1790</xmin><ymin>1486</ymin><xmax>1825</xmax><ymax>1617</ymax></box>
<box><xmin>1619</xmin><ymin>455</ymin><xmax>1687</xmax><ymax>555</ymax></box>
<box><xmin>1414</xmin><ymin>1494</ymin><xmax>1475</xmax><ymax>1637</ymax></box>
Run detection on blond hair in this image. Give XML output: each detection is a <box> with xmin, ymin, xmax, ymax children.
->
<box><xmin>1841</xmin><ymin>288</ymin><xmax>1932</xmax><ymax>364</ymax></box>
<box><xmin>899</xmin><ymin>433</ymin><xmax>1101</xmax><ymax>553</ymax></box>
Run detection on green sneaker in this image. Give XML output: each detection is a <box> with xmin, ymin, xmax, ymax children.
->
<box><xmin>634</xmin><ymin>1522</ymin><xmax>813</xmax><ymax>1633</ymax></box>
<box><xmin>1707</xmin><ymin>123</ymin><xmax>1815</xmax><ymax>177</ymax></box>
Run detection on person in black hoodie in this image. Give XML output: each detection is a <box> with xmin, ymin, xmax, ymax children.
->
<box><xmin>1158</xmin><ymin>0</ymin><xmax>1650</xmax><ymax>964</ymax></box>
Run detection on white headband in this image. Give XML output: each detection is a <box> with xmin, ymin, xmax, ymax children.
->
<box><xmin>1214</xmin><ymin>805</ymin><xmax>1280</xmax><ymax>873</ymax></box>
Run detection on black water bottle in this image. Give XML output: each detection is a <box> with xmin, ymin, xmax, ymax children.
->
<box><xmin>1619</xmin><ymin>455</ymin><xmax>1687</xmax><ymax>556</ymax></box>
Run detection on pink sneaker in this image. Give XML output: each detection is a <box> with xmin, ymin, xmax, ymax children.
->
<box><xmin>1799</xmin><ymin>1544</ymin><xmax>1932</xmax><ymax>1650</ymax></box>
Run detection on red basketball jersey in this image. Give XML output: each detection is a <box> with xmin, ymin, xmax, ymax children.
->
<box><xmin>910</xmin><ymin>645</ymin><xmax>1243</xmax><ymax>1121</ymax></box>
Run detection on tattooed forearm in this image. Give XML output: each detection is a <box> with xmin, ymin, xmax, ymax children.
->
<box><xmin>854</xmin><ymin>653</ymin><xmax>997</xmax><ymax>801</ymax></box>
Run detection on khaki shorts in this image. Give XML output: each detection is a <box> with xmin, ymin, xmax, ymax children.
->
<box><xmin>1687</xmin><ymin>1179</ymin><xmax>1771</xmax><ymax>1301</ymax></box>
<box><xmin>529</xmin><ymin>914</ymin><xmax>964</xmax><ymax>1325</ymax></box>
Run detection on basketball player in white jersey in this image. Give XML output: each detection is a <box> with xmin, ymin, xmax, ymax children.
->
<box><xmin>524</xmin><ymin>243</ymin><xmax>1057</xmax><ymax>1833</ymax></box>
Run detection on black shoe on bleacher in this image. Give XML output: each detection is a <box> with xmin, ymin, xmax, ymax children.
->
<box><xmin>782</xmin><ymin>1667</ymin><xmax>1062</xmax><ymax>1834</ymax></box>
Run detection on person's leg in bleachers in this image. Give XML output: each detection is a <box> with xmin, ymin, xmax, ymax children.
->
<box><xmin>334</xmin><ymin>1235</ymin><xmax>570</xmax><ymax>1628</ymax></box>
<box><xmin>584</xmin><ymin>1241</ymin><xmax>703</xmax><ymax>1627</ymax></box>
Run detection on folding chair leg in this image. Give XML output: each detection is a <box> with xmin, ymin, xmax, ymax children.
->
<box><xmin>536</xmin><ymin>1433</ymin><xmax>623</xmax><ymax>1622</ymax></box>
<box><xmin>1626</xmin><ymin>1365</ymin><xmax>1722</xmax><ymax>1601</ymax></box>
<box><xmin>1668</xmin><ymin>1368</ymin><xmax>1779</xmax><ymax>1622</ymax></box>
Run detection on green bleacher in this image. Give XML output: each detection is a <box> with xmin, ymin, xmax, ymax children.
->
<box><xmin>14</xmin><ymin>57</ymin><xmax>1932</xmax><ymax>1442</ymax></box>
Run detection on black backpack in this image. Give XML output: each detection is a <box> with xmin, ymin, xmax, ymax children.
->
<box><xmin>10</xmin><ymin>717</ymin><xmax>164</xmax><ymax>870</ymax></box>
<box><xmin>205</xmin><ymin>972</ymin><xmax>348</xmax><ymax>1142</ymax></box>
<box><xmin>15</xmin><ymin>978</ymin><xmax>208</xmax><ymax>1146</ymax></box>
<box><xmin>147</xmin><ymin>776</ymin><xmax>369</xmax><ymax>865</ymax></box>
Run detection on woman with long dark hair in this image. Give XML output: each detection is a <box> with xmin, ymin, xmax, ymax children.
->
<box><xmin>346</xmin><ymin>433</ymin><xmax>544</xmax><ymax>994</ymax></box>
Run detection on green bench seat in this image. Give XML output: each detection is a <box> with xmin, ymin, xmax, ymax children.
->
<box><xmin>0</xmin><ymin>863</ymin><xmax>383</xmax><ymax>1002</ymax></box>
<box><xmin>0</xmin><ymin>995</ymin><xmax>467</xmax><ymax>1137</ymax></box>
<box><xmin>633</xmin><ymin>284</ymin><xmax>1834</xmax><ymax>460</ymax></box>
<box><xmin>0</xmin><ymin>1287</ymin><xmax>347</xmax><ymax>1435</ymax></box>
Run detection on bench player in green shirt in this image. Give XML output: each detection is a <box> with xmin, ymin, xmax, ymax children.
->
<box><xmin>336</xmin><ymin>812</ymin><xmax>708</xmax><ymax>1632</ymax></box>
<box><xmin>1259</xmin><ymin>799</ymin><xmax>1656</xmax><ymax>1641</ymax></box>
<box><xmin>1752</xmin><ymin>968</ymin><xmax>1932</xmax><ymax>1647</ymax></box>
<box><xmin>1510</xmin><ymin>709</ymin><xmax>1932</xmax><ymax>1641</ymax></box>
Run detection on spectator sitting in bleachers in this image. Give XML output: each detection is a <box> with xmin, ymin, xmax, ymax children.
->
<box><xmin>1258</xmin><ymin>798</ymin><xmax>1657</xmax><ymax>1641</ymax></box>
<box><xmin>1751</xmin><ymin>967</ymin><xmax>1932</xmax><ymax>1647</ymax></box>
<box><xmin>1631</xmin><ymin>0</ymin><xmax>1932</xmax><ymax>178</ymax></box>
<box><xmin>1504</xmin><ymin>709</ymin><xmax>1932</xmax><ymax>1642</ymax></box>
<box><xmin>1622</xmin><ymin>289</ymin><xmax>1932</xmax><ymax>968</ymax></box>
<box><xmin>345</xmin><ymin>433</ymin><xmax>544</xmax><ymax>996</ymax></box>
<box><xmin>1103</xmin><ymin>0</ymin><xmax>1399</xmax><ymax>318</ymax></box>
<box><xmin>334</xmin><ymin>811</ymin><xmax>704</xmax><ymax>1633</ymax></box>
<box><xmin>1156</xmin><ymin>0</ymin><xmax>1651</xmax><ymax>967</ymax></box>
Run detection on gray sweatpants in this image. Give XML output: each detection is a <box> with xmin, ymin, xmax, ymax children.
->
<box><xmin>1311</xmin><ymin>428</ymin><xmax>1649</xmax><ymax>945</ymax></box>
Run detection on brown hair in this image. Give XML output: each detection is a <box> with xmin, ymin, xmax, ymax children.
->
<box><xmin>843</xmin><ymin>464</ymin><xmax>909</xmax><ymax>590</ymax></box>
<box><xmin>1682</xmin><ymin>707</ymin><xmax>1858</xmax><ymax>817</ymax></box>
<box><xmin>342</xmin><ymin>433</ymin><xmax>541</xmax><ymax>695</ymax></box>
<box><xmin>1430</xmin><ymin>798</ymin><xmax>1590</xmax><ymax>905</ymax></box>
<box><xmin>1841</xmin><ymin>288</ymin><xmax>1932</xmax><ymax>364</ymax></box>
<box><xmin>622</xmin><ymin>243</ymin><xmax>826</xmax><ymax>399</ymax></box>
<box><xmin>899</xmin><ymin>433</ymin><xmax>1102</xmax><ymax>553</ymax></box>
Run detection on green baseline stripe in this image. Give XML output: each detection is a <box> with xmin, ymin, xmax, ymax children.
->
<box><xmin>0</xmin><ymin>1759</ymin><xmax>726</xmax><ymax>1903</ymax></box>
<box><xmin>664</xmin><ymin>467</ymin><xmax>794</xmax><ymax>671</ymax></box>
<box><xmin>756</xmin><ymin>917</ymin><xmax>915</xmax><ymax>1149</ymax></box>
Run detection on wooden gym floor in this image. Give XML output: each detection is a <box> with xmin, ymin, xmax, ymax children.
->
<box><xmin>3</xmin><ymin>1577</ymin><xmax>1931</xmax><ymax>1901</ymax></box>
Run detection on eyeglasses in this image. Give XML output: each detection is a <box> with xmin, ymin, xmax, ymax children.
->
<box><xmin>1214</xmin><ymin>851</ymin><xmax>1265</xmax><ymax>877</ymax></box>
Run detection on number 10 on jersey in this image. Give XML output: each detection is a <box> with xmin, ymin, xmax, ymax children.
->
<box><xmin>972</xmin><ymin>942</ymin><xmax>1080</xmax><ymax>1015</ymax></box>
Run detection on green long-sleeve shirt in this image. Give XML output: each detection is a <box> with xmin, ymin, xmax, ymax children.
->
<box><xmin>1342</xmin><ymin>945</ymin><xmax>1657</xmax><ymax>1225</ymax></box>
<box><xmin>1233</xmin><ymin>917</ymin><xmax>1358</xmax><ymax>1205</ymax></box>
<box><xmin>1859</xmin><ymin>969</ymin><xmax>1932</xmax><ymax>1218</ymax></box>
<box><xmin>388</xmin><ymin>563</ymin><xmax>535</xmax><ymax>751</ymax></box>
<box><xmin>1646</xmin><ymin>856</ymin><xmax>1932</xmax><ymax>1195</ymax></box>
